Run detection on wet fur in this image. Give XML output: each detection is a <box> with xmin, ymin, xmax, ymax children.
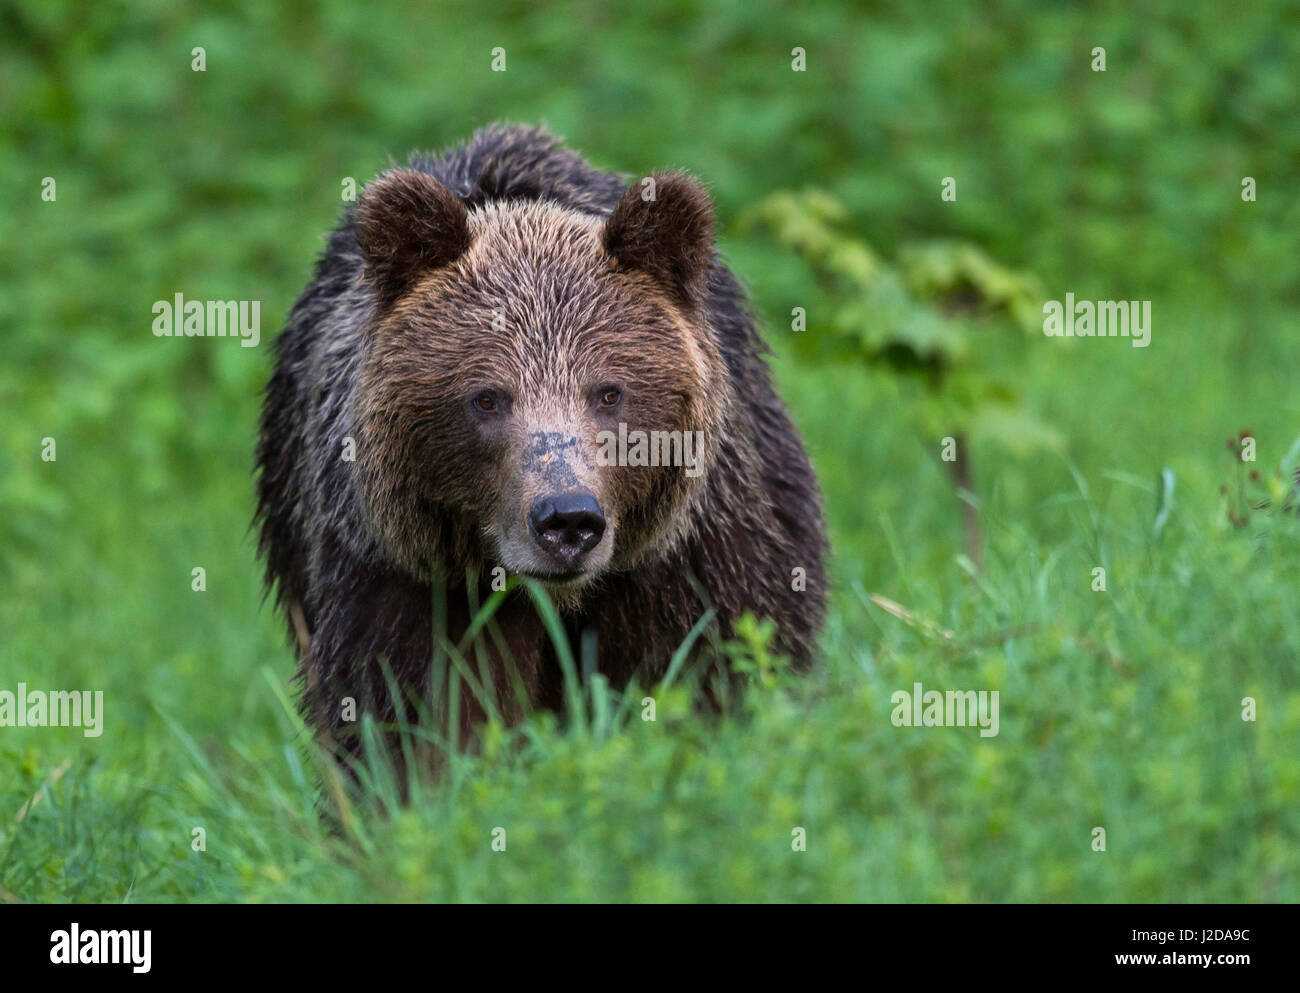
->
<box><xmin>255</xmin><ymin>124</ymin><xmax>827</xmax><ymax>753</ymax></box>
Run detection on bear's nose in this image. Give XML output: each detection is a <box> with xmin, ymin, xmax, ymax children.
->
<box><xmin>528</xmin><ymin>492</ymin><xmax>606</xmax><ymax>566</ymax></box>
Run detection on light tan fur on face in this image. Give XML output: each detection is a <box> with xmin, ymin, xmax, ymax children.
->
<box><xmin>354</xmin><ymin>199</ymin><xmax>728</xmax><ymax>597</ymax></box>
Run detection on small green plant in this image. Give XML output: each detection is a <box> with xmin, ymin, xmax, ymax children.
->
<box><xmin>720</xmin><ymin>613</ymin><xmax>788</xmax><ymax>694</ymax></box>
<box><xmin>1221</xmin><ymin>430</ymin><xmax>1300</xmax><ymax>528</ymax></box>
<box><xmin>747</xmin><ymin>189</ymin><xmax>1062</xmax><ymax>569</ymax></box>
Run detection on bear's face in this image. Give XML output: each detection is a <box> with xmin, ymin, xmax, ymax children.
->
<box><xmin>352</xmin><ymin>169</ymin><xmax>728</xmax><ymax>597</ymax></box>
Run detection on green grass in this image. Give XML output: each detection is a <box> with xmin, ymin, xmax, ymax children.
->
<box><xmin>2</xmin><ymin>0</ymin><xmax>1298</xmax><ymax>902</ymax></box>
<box><xmin>3</xmin><ymin>312</ymin><xmax>1296</xmax><ymax>902</ymax></box>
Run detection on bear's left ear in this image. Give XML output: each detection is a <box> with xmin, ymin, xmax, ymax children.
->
<box><xmin>602</xmin><ymin>171</ymin><xmax>715</xmax><ymax>307</ymax></box>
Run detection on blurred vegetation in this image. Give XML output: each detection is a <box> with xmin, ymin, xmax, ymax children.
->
<box><xmin>1</xmin><ymin>0</ymin><xmax>1297</xmax><ymax>902</ymax></box>
<box><xmin>749</xmin><ymin>190</ymin><xmax>1059</xmax><ymax>565</ymax></box>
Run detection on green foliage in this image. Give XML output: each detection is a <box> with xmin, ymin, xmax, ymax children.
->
<box><xmin>748</xmin><ymin>188</ymin><xmax>1060</xmax><ymax>454</ymax></box>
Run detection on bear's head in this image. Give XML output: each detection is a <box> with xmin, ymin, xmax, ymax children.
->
<box><xmin>351</xmin><ymin>168</ymin><xmax>729</xmax><ymax>600</ymax></box>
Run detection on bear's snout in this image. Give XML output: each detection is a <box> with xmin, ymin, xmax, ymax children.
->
<box><xmin>527</xmin><ymin>492</ymin><xmax>606</xmax><ymax>571</ymax></box>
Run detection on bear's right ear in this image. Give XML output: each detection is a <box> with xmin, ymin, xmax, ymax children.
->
<box><xmin>355</xmin><ymin>169</ymin><xmax>471</xmax><ymax>308</ymax></box>
<box><xmin>603</xmin><ymin>171</ymin><xmax>715</xmax><ymax>308</ymax></box>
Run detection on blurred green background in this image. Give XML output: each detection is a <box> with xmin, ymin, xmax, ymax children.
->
<box><xmin>1</xmin><ymin>0</ymin><xmax>1297</xmax><ymax>902</ymax></box>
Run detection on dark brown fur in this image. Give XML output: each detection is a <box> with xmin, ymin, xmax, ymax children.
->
<box><xmin>255</xmin><ymin>124</ymin><xmax>827</xmax><ymax>759</ymax></box>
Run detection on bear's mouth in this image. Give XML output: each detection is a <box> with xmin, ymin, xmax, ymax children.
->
<box><xmin>517</xmin><ymin>568</ymin><xmax>585</xmax><ymax>584</ymax></box>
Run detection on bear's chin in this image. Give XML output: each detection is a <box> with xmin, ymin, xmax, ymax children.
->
<box><xmin>514</xmin><ymin>569</ymin><xmax>595</xmax><ymax>610</ymax></box>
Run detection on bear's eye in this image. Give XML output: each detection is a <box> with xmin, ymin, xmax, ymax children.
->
<box><xmin>598</xmin><ymin>387</ymin><xmax>621</xmax><ymax>409</ymax></box>
<box><xmin>473</xmin><ymin>390</ymin><xmax>499</xmax><ymax>413</ymax></box>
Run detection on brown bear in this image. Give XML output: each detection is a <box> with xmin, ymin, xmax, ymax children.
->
<box><xmin>255</xmin><ymin>124</ymin><xmax>826</xmax><ymax>755</ymax></box>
